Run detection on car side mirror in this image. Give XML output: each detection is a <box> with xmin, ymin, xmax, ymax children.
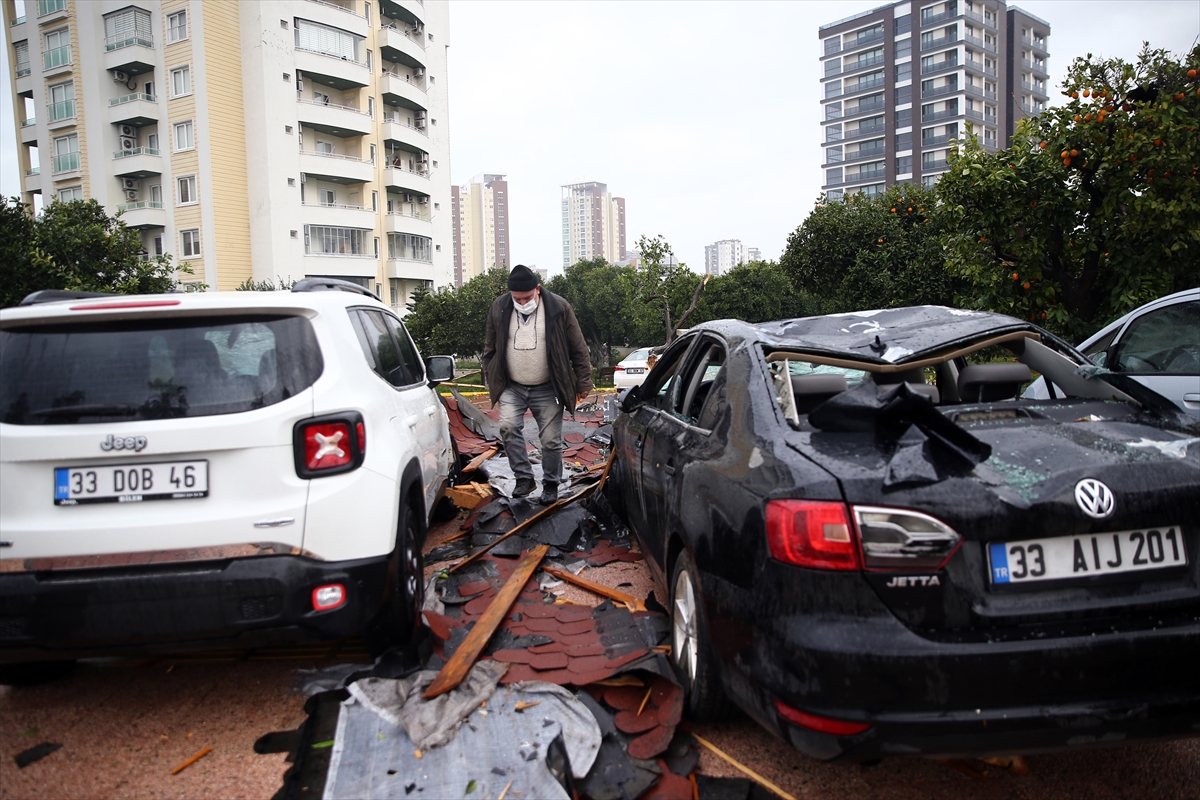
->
<box><xmin>620</xmin><ymin>384</ymin><xmax>644</xmax><ymax>413</ymax></box>
<box><xmin>426</xmin><ymin>355</ymin><xmax>455</xmax><ymax>386</ymax></box>
<box><xmin>1091</xmin><ymin>350</ymin><xmax>1108</xmax><ymax>368</ymax></box>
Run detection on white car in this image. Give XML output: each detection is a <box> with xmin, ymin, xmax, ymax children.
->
<box><xmin>1024</xmin><ymin>288</ymin><xmax>1200</xmax><ymax>417</ymax></box>
<box><xmin>0</xmin><ymin>280</ymin><xmax>455</xmax><ymax>681</ymax></box>
<box><xmin>613</xmin><ymin>347</ymin><xmax>655</xmax><ymax>389</ymax></box>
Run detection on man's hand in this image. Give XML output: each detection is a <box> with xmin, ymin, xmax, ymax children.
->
<box><xmin>577</xmin><ymin>392</ymin><xmax>590</xmax><ymax>405</ymax></box>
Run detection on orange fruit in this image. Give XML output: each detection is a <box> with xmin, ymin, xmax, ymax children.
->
<box><xmin>1040</xmin><ymin>141</ymin><xmax>1048</xmax><ymax>148</ymax></box>
<box><xmin>1176</xmin><ymin>93</ymin><xmax>1186</xmax><ymax>101</ymax></box>
<box><xmin>1012</xmin><ymin>272</ymin><xmax>1019</xmax><ymax>280</ymax></box>
<box><xmin>1188</xmin><ymin>69</ymin><xmax>1198</xmax><ymax>78</ymax></box>
<box><xmin>877</xmin><ymin>238</ymin><xmax>884</xmax><ymax>243</ymax></box>
<box><xmin>980</xmin><ymin>236</ymin><xmax>986</xmax><ymax>242</ymax></box>
<box><xmin>1070</xmin><ymin>149</ymin><xmax>1079</xmax><ymax>156</ymax></box>
<box><xmin>1154</xmin><ymin>138</ymin><xmax>1162</xmax><ymax>146</ymax></box>
<box><xmin>1061</xmin><ymin>150</ymin><xmax>1070</xmax><ymax>158</ymax></box>
<box><xmin>1083</xmin><ymin>89</ymin><xmax>1091</xmax><ymax>97</ymax></box>
<box><xmin>1030</xmin><ymin>202</ymin><xmax>1037</xmax><ymax>207</ymax></box>
<box><xmin>1023</xmin><ymin>282</ymin><xmax>1031</xmax><ymax>290</ymax></box>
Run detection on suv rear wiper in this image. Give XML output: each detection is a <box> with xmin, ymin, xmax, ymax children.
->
<box><xmin>28</xmin><ymin>404</ymin><xmax>140</xmax><ymax>418</ymax></box>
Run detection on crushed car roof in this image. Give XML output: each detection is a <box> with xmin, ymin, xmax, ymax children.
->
<box><xmin>696</xmin><ymin>306</ymin><xmax>1041</xmax><ymax>366</ymax></box>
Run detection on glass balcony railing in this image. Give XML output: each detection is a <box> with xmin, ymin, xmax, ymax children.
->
<box><xmin>26</xmin><ymin>167</ymin><xmax>40</xmax><ymax>176</ymax></box>
<box><xmin>48</xmin><ymin>99</ymin><xmax>75</xmax><ymax>122</ymax></box>
<box><xmin>106</xmin><ymin>33</ymin><xmax>154</xmax><ymax>52</ymax></box>
<box><xmin>16</xmin><ymin>64</ymin><xmax>31</xmax><ymax>77</ymax></box>
<box><xmin>110</xmin><ymin>92</ymin><xmax>158</xmax><ymax>106</ymax></box>
<box><xmin>52</xmin><ymin>152</ymin><xmax>80</xmax><ymax>173</ymax></box>
<box><xmin>43</xmin><ymin>45</ymin><xmax>71</xmax><ymax>70</ymax></box>
<box><xmin>118</xmin><ymin>201</ymin><xmax>165</xmax><ymax>212</ymax></box>
<box><xmin>21</xmin><ymin>118</ymin><xmax>36</xmax><ymax>127</ymax></box>
<box><xmin>113</xmin><ymin>147</ymin><xmax>161</xmax><ymax>159</ymax></box>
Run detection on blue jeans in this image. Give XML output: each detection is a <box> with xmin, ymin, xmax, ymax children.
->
<box><xmin>498</xmin><ymin>382</ymin><xmax>564</xmax><ymax>485</ymax></box>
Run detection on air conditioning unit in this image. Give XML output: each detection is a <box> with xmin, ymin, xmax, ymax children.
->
<box><xmin>403</xmin><ymin>193</ymin><xmax>414</xmax><ymax>202</ymax></box>
<box><xmin>119</xmin><ymin>136</ymin><xmax>136</xmax><ymax>151</ymax></box>
<box><xmin>119</xmin><ymin>124</ymin><xmax>136</xmax><ymax>137</ymax></box>
<box><xmin>113</xmin><ymin>70</ymin><xmax>129</xmax><ymax>83</ymax></box>
<box><xmin>418</xmin><ymin>196</ymin><xmax>429</xmax><ymax>205</ymax></box>
<box><xmin>418</xmin><ymin>152</ymin><xmax>429</xmax><ymax>163</ymax></box>
<box><xmin>124</xmin><ymin>189</ymin><xmax>139</xmax><ymax>201</ymax></box>
<box><xmin>121</xmin><ymin>178</ymin><xmax>139</xmax><ymax>190</ymax></box>
<box><xmin>414</xmin><ymin>110</ymin><xmax>426</xmax><ymax>120</ymax></box>
<box><xmin>412</xmin><ymin>67</ymin><xmax>425</xmax><ymax>78</ymax></box>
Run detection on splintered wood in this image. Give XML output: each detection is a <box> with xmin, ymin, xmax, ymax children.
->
<box><xmin>446</xmin><ymin>482</ymin><xmax>493</xmax><ymax>510</ymax></box>
<box><xmin>542</xmin><ymin>565</ymin><xmax>647</xmax><ymax>612</ymax></box>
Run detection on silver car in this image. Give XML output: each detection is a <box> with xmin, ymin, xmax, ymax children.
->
<box><xmin>1024</xmin><ymin>288</ymin><xmax>1200</xmax><ymax>416</ymax></box>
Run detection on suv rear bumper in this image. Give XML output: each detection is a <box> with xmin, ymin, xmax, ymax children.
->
<box><xmin>0</xmin><ymin>553</ymin><xmax>392</xmax><ymax>663</ymax></box>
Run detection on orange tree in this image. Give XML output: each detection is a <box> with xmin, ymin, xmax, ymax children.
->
<box><xmin>937</xmin><ymin>44</ymin><xmax>1200</xmax><ymax>339</ymax></box>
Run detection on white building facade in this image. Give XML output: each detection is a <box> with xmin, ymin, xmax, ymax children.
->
<box><xmin>561</xmin><ymin>181</ymin><xmax>625</xmax><ymax>268</ymax></box>
<box><xmin>4</xmin><ymin>0</ymin><xmax>454</xmax><ymax>311</ymax></box>
<box><xmin>451</xmin><ymin>172</ymin><xmax>510</xmax><ymax>286</ymax></box>
<box><xmin>704</xmin><ymin>239</ymin><xmax>747</xmax><ymax>276</ymax></box>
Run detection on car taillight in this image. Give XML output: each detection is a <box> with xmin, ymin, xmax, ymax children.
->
<box><xmin>852</xmin><ymin>505</ymin><xmax>961</xmax><ymax>571</ymax></box>
<box><xmin>766</xmin><ymin>499</ymin><xmax>860</xmax><ymax>571</ymax></box>
<box><xmin>774</xmin><ymin>700</ymin><xmax>870</xmax><ymax>736</ymax></box>
<box><xmin>312</xmin><ymin>584</ymin><xmax>346</xmax><ymax>611</ymax></box>
<box><xmin>614</xmin><ymin>366</ymin><xmax>626</xmax><ymax>371</ymax></box>
<box><xmin>293</xmin><ymin>413</ymin><xmax>365</xmax><ymax>478</ymax></box>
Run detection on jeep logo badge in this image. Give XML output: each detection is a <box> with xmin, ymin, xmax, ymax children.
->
<box><xmin>101</xmin><ymin>434</ymin><xmax>147</xmax><ymax>452</ymax></box>
<box><xmin>1074</xmin><ymin>478</ymin><xmax>1115</xmax><ymax>519</ymax></box>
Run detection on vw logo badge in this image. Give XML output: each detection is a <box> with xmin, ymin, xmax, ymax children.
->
<box><xmin>1074</xmin><ymin>478</ymin><xmax>1115</xmax><ymax>519</ymax></box>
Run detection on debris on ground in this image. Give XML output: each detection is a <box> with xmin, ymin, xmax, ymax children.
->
<box><xmin>170</xmin><ymin>745</ymin><xmax>213</xmax><ymax>775</ymax></box>
<box><xmin>14</xmin><ymin>742</ymin><xmax>62</xmax><ymax>769</ymax></box>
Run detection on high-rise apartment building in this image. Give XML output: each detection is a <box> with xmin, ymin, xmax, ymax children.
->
<box><xmin>451</xmin><ymin>172</ymin><xmax>509</xmax><ymax>286</ymax></box>
<box><xmin>4</xmin><ymin>0</ymin><xmax>453</xmax><ymax>311</ymax></box>
<box><xmin>704</xmin><ymin>239</ymin><xmax>747</xmax><ymax>276</ymax></box>
<box><xmin>819</xmin><ymin>1</ymin><xmax>1049</xmax><ymax>200</ymax></box>
<box><xmin>561</xmin><ymin>181</ymin><xmax>625</xmax><ymax>268</ymax></box>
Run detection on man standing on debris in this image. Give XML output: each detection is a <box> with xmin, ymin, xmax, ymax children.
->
<box><xmin>483</xmin><ymin>264</ymin><xmax>593</xmax><ymax>505</ymax></box>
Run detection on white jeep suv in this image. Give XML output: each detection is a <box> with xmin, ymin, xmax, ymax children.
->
<box><xmin>0</xmin><ymin>280</ymin><xmax>455</xmax><ymax>678</ymax></box>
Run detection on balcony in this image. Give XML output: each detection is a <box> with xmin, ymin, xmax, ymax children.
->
<box><xmin>385</xmin><ymin>208</ymin><xmax>433</xmax><ymax>236</ymax></box>
<box><xmin>962</xmin><ymin>8</ymin><xmax>996</xmax><ymax>29</ymax></box>
<box><xmin>382</xmin><ymin>118</ymin><xmax>429</xmax><ymax>151</ymax></box>
<box><xmin>303</xmin><ymin>251</ymin><xmax>377</xmax><ymax>279</ymax></box>
<box><xmin>297</xmin><ymin>97</ymin><xmax>373</xmax><ymax>137</ymax></box>
<box><xmin>824</xmin><ymin>129</ymin><xmax>843</xmax><ymax>143</ymax></box>
<box><xmin>846</xmin><ymin>145</ymin><xmax>886</xmax><ymax>162</ymax></box>
<box><xmin>380</xmin><ymin>71</ymin><xmax>428</xmax><ymax>111</ymax></box>
<box><xmin>10</xmin><ymin>15</ymin><xmax>26</xmax><ymax>25</ymax></box>
<box><xmin>921</xmin><ymin>59</ymin><xmax>959</xmax><ymax>76</ymax></box>
<box><xmin>922</xmin><ymin>107</ymin><xmax>962</xmax><ymax>124</ymax></box>
<box><xmin>379</xmin><ymin>23</ymin><xmax>426</xmax><ymax>66</ymax></box>
<box><xmin>381</xmin><ymin>0</ymin><xmax>426</xmax><ymax>27</ymax></box>
<box><xmin>825</xmin><ymin>85</ymin><xmax>843</xmax><ymax>100</ymax></box>
<box><xmin>964</xmin><ymin>58</ymin><xmax>997</xmax><ymax>78</ymax></box>
<box><xmin>386</xmin><ymin>257</ymin><xmax>435</xmax><ymax>282</ymax></box>
<box><xmin>963</xmin><ymin>34</ymin><xmax>996</xmax><ymax>54</ymax></box>
<box><xmin>20</xmin><ymin>119</ymin><xmax>37</xmax><ymax>144</ymax></box>
<box><xmin>843</xmin><ymin>99</ymin><xmax>884</xmax><ymax>119</ymax></box>
<box><xmin>921</xmin><ymin>9</ymin><xmax>962</xmax><ymax>27</ymax></box>
<box><xmin>965</xmin><ymin>84</ymin><xmax>997</xmax><ymax>101</ymax></box>
<box><xmin>1022</xmin><ymin>59</ymin><xmax>1049</xmax><ymax>76</ymax></box>
<box><xmin>843</xmin><ymin>75</ymin><xmax>885</xmax><ymax>98</ymax></box>
<box><xmin>824</xmin><ymin>151</ymin><xmax>844</xmax><ymax>165</ymax></box>
<box><xmin>301</xmin><ymin>200</ymin><xmax>377</xmax><ymax>230</ymax></box>
<box><xmin>47</xmin><ymin>99</ymin><xmax>75</xmax><ymax>127</ymax></box>
<box><xmin>42</xmin><ymin>45</ymin><xmax>71</xmax><ymax>77</ymax></box>
<box><xmin>921</xmin><ymin>133</ymin><xmax>957</xmax><ymax>147</ymax></box>
<box><xmin>841</xmin><ymin>53</ymin><xmax>886</xmax><ymax>77</ymax></box>
<box><xmin>116</xmin><ymin>201</ymin><xmax>166</xmax><ymax>229</ymax></box>
<box><xmin>108</xmin><ymin>93</ymin><xmax>159</xmax><ymax>126</ymax></box>
<box><xmin>825</xmin><ymin>106</ymin><xmax>843</xmax><ymax>121</ymax></box>
<box><xmin>301</xmin><ymin>0</ymin><xmax>369</xmax><ymax>38</ymax></box>
<box><xmin>922</xmin><ymin>158</ymin><xmax>949</xmax><ymax>172</ymax></box>
<box><xmin>845</xmin><ymin>165</ymin><xmax>886</xmax><ymax>184</ymax></box>
<box><xmin>964</xmin><ymin>109</ymin><xmax>998</xmax><ymax>125</ymax></box>
<box><xmin>922</xmin><ymin>83</ymin><xmax>960</xmax><ymax>100</ymax></box>
<box><xmin>384</xmin><ymin>164</ymin><xmax>431</xmax><ymax>194</ymax></box>
<box><xmin>921</xmin><ymin>34</ymin><xmax>958</xmax><ymax>52</ymax></box>
<box><xmin>824</xmin><ymin>62</ymin><xmax>842</xmax><ymax>78</ymax></box>
<box><xmin>51</xmin><ymin>152</ymin><xmax>80</xmax><ymax>175</ymax></box>
<box><xmin>112</xmin><ymin>147</ymin><xmax>163</xmax><ymax>178</ymax></box>
<box><xmin>841</xmin><ymin>29</ymin><xmax>885</xmax><ymax>55</ymax></box>
<box><xmin>37</xmin><ymin>0</ymin><xmax>67</xmax><ymax>22</ymax></box>
<box><xmin>103</xmin><ymin>42</ymin><xmax>155</xmax><ymax>76</ymax></box>
<box><xmin>1022</xmin><ymin>81</ymin><xmax>1049</xmax><ymax>98</ymax></box>
<box><xmin>845</xmin><ymin>123</ymin><xmax>885</xmax><ymax>141</ymax></box>
<box><xmin>294</xmin><ymin>48</ymin><xmax>370</xmax><ymax>89</ymax></box>
<box><xmin>299</xmin><ymin>150</ymin><xmax>375</xmax><ymax>184</ymax></box>
<box><xmin>1022</xmin><ymin>35</ymin><xmax>1049</xmax><ymax>54</ymax></box>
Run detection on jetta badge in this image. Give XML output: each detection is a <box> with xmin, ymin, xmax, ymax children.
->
<box><xmin>1074</xmin><ymin>478</ymin><xmax>1115</xmax><ymax>519</ymax></box>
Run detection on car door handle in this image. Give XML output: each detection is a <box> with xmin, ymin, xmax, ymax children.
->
<box><xmin>403</xmin><ymin>414</ymin><xmax>421</xmax><ymax>427</ymax></box>
<box><xmin>663</xmin><ymin>461</ymin><xmax>676</xmax><ymax>476</ymax></box>
<box><xmin>1184</xmin><ymin>393</ymin><xmax>1200</xmax><ymax>405</ymax></box>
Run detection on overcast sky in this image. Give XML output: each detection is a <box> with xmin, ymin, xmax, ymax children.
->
<box><xmin>3</xmin><ymin>1</ymin><xmax>1197</xmax><ymax>277</ymax></box>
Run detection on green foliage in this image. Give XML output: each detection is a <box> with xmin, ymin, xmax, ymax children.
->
<box><xmin>780</xmin><ymin>183</ymin><xmax>957</xmax><ymax>316</ymax></box>
<box><xmin>546</xmin><ymin>256</ymin><xmax>637</xmax><ymax>365</ymax></box>
<box><xmin>938</xmin><ymin>44</ymin><xmax>1200</xmax><ymax>339</ymax></box>
<box><xmin>236</xmin><ymin>276</ymin><xmax>296</xmax><ymax>291</ymax></box>
<box><xmin>695</xmin><ymin>261</ymin><xmax>810</xmax><ymax>324</ymax></box>
<box><xmin>404</xmin><ymin>268</ymin><xmax>509</xmax><ymax>357</ymax></box>
<box><xmin>631</xmin><ymin>234</ymin><xmax>707</xmax><ymax>345</ymax></box>
<box><xmin>0</xmin><ymin>197</ymin><xmax>193</xmax><ymax>308</ymax></box>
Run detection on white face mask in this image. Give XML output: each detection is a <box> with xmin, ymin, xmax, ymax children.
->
<box><xmin>514</xmin><ymin>296</ymin><xmax>538</xmax><ymax>315</ymax></box>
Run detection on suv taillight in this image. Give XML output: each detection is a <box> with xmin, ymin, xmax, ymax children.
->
<box><xmin>293</xmin><ymin>413</ymin><xmax>366</xmax><ymax>479</ymax></box>
<box><xmin>766</xmin><ymin>500</ymin><xmax>860</xmax><ymax>571</ymax></box>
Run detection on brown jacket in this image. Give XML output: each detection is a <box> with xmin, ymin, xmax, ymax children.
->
<box><xmin>482</xmin><ymin>289</ymin><xmax>593</xmax><ymax>413</ymax></box>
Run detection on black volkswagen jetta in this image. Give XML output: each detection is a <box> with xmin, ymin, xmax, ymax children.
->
<box><xmin>609</xmin><ymin>306</ymin><xmax>1200</xmax><ymax>762</ymax></box>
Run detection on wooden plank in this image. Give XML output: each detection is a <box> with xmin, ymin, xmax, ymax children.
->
<box><xmin>542</xmin><ymin>565</ymin><xmax>647</xmax><ymax>612</ymax></box>
<box><xmin>423</xmin><ymin>545</ymin><xmax>549</xmax><ymax>699</ymax></box>
<box><xmin>446</xmin><ymin>486</ymin><xmax>486</xmax><ymax>510</ymax></box>
<box><xmin>462</xmin><ymin>446</ymin><xmax>499</xmax><ymax>474</ymax></box>
<box><xmin>690</xmin><ymin>733</ymin><xmax>798</xmax><ymax>800</ymax></box>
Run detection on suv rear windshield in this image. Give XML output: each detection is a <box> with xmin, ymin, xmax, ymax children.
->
<box><xmin>1</xmin><ymin>315</ymin><xmax>323</xmax><ymax>425</ymax></box>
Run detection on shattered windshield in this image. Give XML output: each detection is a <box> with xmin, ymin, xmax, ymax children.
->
<box><xmin>786</xmin><ymin>359</ymin><xmax>869</xmax><ymax>387</ymax></box>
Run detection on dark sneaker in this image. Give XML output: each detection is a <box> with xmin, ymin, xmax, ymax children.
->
<box><xmin>512</xmin><ymin>477</ymin><xmax>536</xmax><ymax>498</ymax></box>
<box><xmin>538</xmin><ymin>482</ymin><xmax>559</xmax><ymax>505</ymax></box>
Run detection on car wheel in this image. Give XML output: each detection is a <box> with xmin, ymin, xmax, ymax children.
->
<box><xmin>365</xmin><ymin>501</ymin><xmax>424</xmax><ymax>656</ymax></box>
<box><xmin>671</xmin><ymin>551</ymin><xmax>730</xmax><ymax>721</ymax></box>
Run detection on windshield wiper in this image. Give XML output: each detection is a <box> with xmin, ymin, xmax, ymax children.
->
<box><xmin>29</xmin><ymin>404</ymin><xmax>140</xmax><ymax>418</ymax></box>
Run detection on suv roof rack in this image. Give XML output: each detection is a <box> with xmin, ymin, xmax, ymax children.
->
<box><xmin>292</xmin><ymin>278</ymin><xmax>380</xmax><ymax>302</ymax></box>
<box><xmin>18</xmin><ymin>290</ymin><xmax>121</xmax><ymax>307</ymax></box>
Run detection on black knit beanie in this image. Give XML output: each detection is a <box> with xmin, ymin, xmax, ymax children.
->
<box><xmin>508</xmin><ymin>264</ymin><xmax>539</xmax><ymax>291</ymax></box>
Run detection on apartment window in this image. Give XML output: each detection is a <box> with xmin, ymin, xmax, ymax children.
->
<box><xmin>180</xmin><ymin>229</ymin><xmax>202</xmax><ymax>258</ymax></box>
<box><xmin>167</xmin><ymin>10</ymin><xmax>188</xmax><ymax>43</ymax></box>
<box><xmin>154</xmin><ymin>235</ymin><xmax>164</xmax><ymax>257</ymax></box>
<box><xmin>896</xmin><ymin>155</ymin><xmax>913</xmax><ymax>174</ymax></box>
<box><xmin>894</xmin><ymin>14</ymin><xmax>911</xmax><ymax>34</ymax></box>
<box><xmin>826</xmin><ymin>167</ymin><xmax>843</xmax><ymax>185</ymax></box>
<box><xmin>295</xmin><ymin>19</ymin><xmax>360</xmax><ymax>62</ymax></box>
<box><xmin>896</xmin><ymin>62</ymin><xmax>911</xmax><ymax>81</ymax></box>
<box><xmin>305</xmin><ymin>225</ymin><xmax>370</xmax><ymax>256</ymax></box>
<box><xmin>52</xmin><ymin>133</ymin><xmax>78</xmax><ymax>173</ymax></box>
<box><xmin>13</xmin><ymin>41</ymin><xmax>30</xmax><ymax>77</ymax></box>
<box><xmin>896</xmin><ymin>85</ymin><xmax>912</xmax><ymax>104</ymax></box>
<box><xmin>147</xmin><ymin>132</ymin><xmax>159</xmax><ymax>150</ymax></box>
<box><xmin>856</xmin><ymin>24</ymin><xmax>883</xmax><ymax>44</ymax></box>
<box><xmin>374</xmin><ymin>237</ymin><xmax>380</xmax><ymax>258</ymax></box>
<box><xmin>57</xmin><ymin>185</ymin><xmax>82</xmax><ymax>202</ymax></box>
<box><xmin>43</xmin><ymin>28</ymin><xmax>71</xmax><ymax>70</ymax></box>
<box><xmin>896</xmin><ymin>38</ymin><xmax>912</xmax><ymax>59</ymax></box>
<box><xmin>895</xmin><ymin>131</ymin><xmax>912</xmax><ymax>149</ymax></box>
<box><xmin>319</xmin><ymin>188</ymin><xmax>336</xmax><ymax>206</ymax></box>
<box><xmin>48</xmin><ymin>80</ymin><xmax>75</xmax><ymax>121</ymax></box>
<box><xmin>171</xmin><ymin>65</ymin><xmax>191</xmax><ymax>98</ymax></box>
<box><xmin>371</xmin><ymin>191</ymin><xmax>378</xmax><ymax>212</ymax></box>
<box><xmin>895</xmin><ymin>108</ymin><xmax>913</xmax><ymax>127</ymax></box>
<box><xmin>104</xmin><ymin>7</ymin><xmax>151</xmax><ymax>51</ymax></box>
<box><xmin>174</xmin><ymin>120</ymin><xmax>194</xmax><ymax>151</ymax></box>
<box><xmin>150</xmin><ymin>184</ymin><xmax>162</xmax><ymax>204</ymax></box>
<box><xmin>369</xmin><ymin>144</ymin><xmax>376</xmax><ymax>164</ymax></box>
<box><xmin>316</xmin><ymin>140</ymin><xmax>333</xmax><ymax>155</ymax></box>
<box><xmin>177</xmin><ymin>175</ymin><xmax>197</xmax><ymax>205</ymax></box>
<box><xmin>387</xmin><ymin>232</ymin><xmax>432</xmax><ymax>262</ymax></box>
<box><xmin>364</xmin><ymin>2</ymin><xmax>370</xmax><ymax>23</ymax></box>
